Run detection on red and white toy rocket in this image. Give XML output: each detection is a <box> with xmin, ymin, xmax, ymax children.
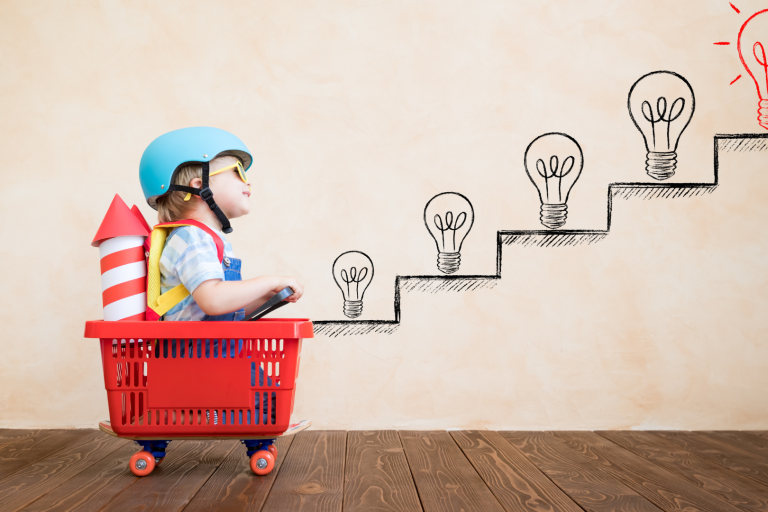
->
<box><xmin>92</xmin><ymin>195</ymin><xmax>151</xmax><ymax>321</ymax></box>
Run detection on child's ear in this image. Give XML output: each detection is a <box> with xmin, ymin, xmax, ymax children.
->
<box><xmin>189</xmin><ymin>177</ymin><xmax>203</xmax><ymax>189</ymax></box>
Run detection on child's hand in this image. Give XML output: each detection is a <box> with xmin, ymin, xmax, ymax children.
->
<box><xmin>278</xmin><ymin>277</ymin><xmax>304</xmax><ymax>303</ymax></box>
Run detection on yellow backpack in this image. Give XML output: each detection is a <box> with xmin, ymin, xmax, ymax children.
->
<box><xmin>145</xmin><ymin>220</ymin><xmax>224</xmax><ymax>320</ymax></box>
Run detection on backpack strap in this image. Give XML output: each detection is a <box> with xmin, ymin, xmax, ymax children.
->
<box><xmin>146</xmin><ymin>220</ymin><xmax>225</xmax><ymax>319</ymax></box>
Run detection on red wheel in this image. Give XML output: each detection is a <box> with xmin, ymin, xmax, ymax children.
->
<box><xmin>129</xmin><ymin>451</ymin><xmax>156</xmax><ymax>477</ymax></box>
<box><xmin>267</xmin><ymin>445</ymin><xmax>278</xmax><ymax>459</ymax></box>
<box><xmin>250</xmin><ymin>450</ymin><xmax>275</xmax><ymax>475</ymax></box>
<box><xmin>154</xmin><ymin>456</ymin><xmax>165</xmax><ymax>466</ymax></box>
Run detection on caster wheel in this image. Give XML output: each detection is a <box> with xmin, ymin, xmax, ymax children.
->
<box><xmin>129</xmin><ymin>451</ymin><xmax>156</xmax><ymax>477</ymax></box>
<box><xmin>267</xmin><ymin>445</ymin><xmax>278</xmax><ymax>459</ymax></box>
<box><xmin>250</xmin><ymin>450</ymin><xmax>275</xmax><ymax>476</ymax></box>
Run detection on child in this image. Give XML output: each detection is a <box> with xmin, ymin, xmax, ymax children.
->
<box><xmin>139</xmin><ymin>126</ymin><xmax>304</xmax><ymax>423</ymax></box>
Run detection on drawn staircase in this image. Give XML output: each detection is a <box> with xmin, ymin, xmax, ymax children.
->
<box><xmin>313</xmin><ymin>134</ymin><xmax>766</xmax><ymax>337</ymax></box>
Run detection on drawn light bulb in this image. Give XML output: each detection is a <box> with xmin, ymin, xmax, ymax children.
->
<box><xmin>738</xmin><ymin>9</ymin><xmax>768</xmax><ymax>131</ymax></box>
<box><xmin>424</xmin><ymin>192</ymin><xmax>474</xmax><ymax>274</ymax></box>
<box><xmin>628</xmin><ymin>71</ymin><xmax>695</xmax><ymax>180</ymax></box>
<box><xmin>524</xmin><ymin>133</ymin><xmax>584</xmax><ymax>230</ymax></box>
<box><xmin>332</xmin><ymin>251</ymin><xmax>374</xmax><ymax>319</ymax></box>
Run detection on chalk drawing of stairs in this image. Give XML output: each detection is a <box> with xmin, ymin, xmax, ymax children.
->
<box><xmin>313</xmin><ymin>134</ymin><xmax>766</xmax><ymax>337</ymax></box>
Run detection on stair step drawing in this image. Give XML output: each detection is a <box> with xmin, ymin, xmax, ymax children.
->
<box><xmin>314</xmin><ymin>133</ymin><xmax>765</xmax><ymax>337</ymax></box>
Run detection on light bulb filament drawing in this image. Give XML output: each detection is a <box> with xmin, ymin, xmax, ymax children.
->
<box><xmin>536</xmin><ymin>155</ymin><xmax>575</xmax><ymax>204</ymax></box>
<box><xmin>339</xmin><ymin>266</ymin><xmax>368</xmax><ymax>301</ymax></box>
<box><xmin>433</xmin><ymin>211</ymin><xmax>467</xmax><ymax>254</ymax></box>
<box><xmin>754</xmin><ymin>41</ymin><xmax>768</xmax><ymax>81</ymax></box>
<box><xmin>641</xmin><ymin>96</ymin><xmax>686</xmax><ymax>150</ymax></box>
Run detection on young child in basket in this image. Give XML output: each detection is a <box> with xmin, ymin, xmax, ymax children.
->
<box><xmin>139</xmin><ymin>127</ymin><xmax>304</xmax><ymax>425</ymax></box>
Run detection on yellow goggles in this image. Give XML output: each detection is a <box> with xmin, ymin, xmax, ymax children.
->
<box><xmin>184</xmin><ymin>161</ymin><xmax>249</xmax><ymax>201</ymax></box>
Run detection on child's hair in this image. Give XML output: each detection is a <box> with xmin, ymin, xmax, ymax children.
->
<box><xmin>155</xmin><ymin>163</ymin><xmax>202</xmax><ymax>223</ymax></box>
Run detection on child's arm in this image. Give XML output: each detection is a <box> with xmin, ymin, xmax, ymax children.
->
<box><xmin>192</xmin><ymin>276</ymin><xmax>304</xmax><ymax>317</ymax></box>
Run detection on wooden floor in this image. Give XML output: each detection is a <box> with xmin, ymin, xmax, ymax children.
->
<box><xmin>1</xmin><ymin>430</ymin><xmax>768</xmax><ymax>511</ymax></box>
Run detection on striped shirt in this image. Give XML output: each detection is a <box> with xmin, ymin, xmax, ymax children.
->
<box><xmin>159</xmin><ymin>225</ymin><xmax>235</xmax><ymax>321</ymax></box>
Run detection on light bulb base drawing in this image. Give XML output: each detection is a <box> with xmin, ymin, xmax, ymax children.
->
<box><xmin>646</xmin><ymin>151</ymin><xmax>677</xmax><ymax>180</ymax></box>
<box><xmin>343</xmin><ymin>300</ymin><xmax>363</xmax><ymax>319</ymax></box>
<box><xmin>540</xmin><ymin>203</ymin><xmax>568</xmax><ymax>230</ymax></box>
<box><xmin>436</xmin><ymin>251</ymin><xmax>461</xmax><ymax>274</ymax></box>
<box><xmin>758</xmin><ymin>100</ymin><xmax>768</xmax><ymax>131</ymax></box>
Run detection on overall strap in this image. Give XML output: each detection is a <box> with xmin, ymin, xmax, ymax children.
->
<box><xmin>146</xmin><ymin>220</ymin><xmax>226</xmax><ymax>319</ymax></box>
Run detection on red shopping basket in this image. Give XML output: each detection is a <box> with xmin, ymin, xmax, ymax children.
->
<box><xmin>84</xmin><ymin>319</ymin><xmax>313</xmax><ymax>438</ymax></box>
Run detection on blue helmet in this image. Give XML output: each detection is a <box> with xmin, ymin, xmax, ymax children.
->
<box><xmin>139</xmin><ymin>127</ymin><xmax>253</xmax><ymax>233</ymax></box>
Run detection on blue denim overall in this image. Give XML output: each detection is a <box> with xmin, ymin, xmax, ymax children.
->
<box><xmin>201</xmin><ymin>256</ymin><xmax>245</xmax><ymax>321</ymax></box>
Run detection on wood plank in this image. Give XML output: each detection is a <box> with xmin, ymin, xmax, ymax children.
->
<box><xmin>656</xmin><ymin>431</ymin><xmax>768</xmax><ymax>487</ymax></box>
<box><xmin>705</xmin><ymin>432</ymin><xmax>768</xmax><ymax>459</ymax></box>
<box><xmin>451</xmin><ymin>431</ymin><xmax>582</xmax><ymax>512</ymax></box>
<box><xmin>551</xmin><ymin>431</ymin><xmax>742</xmax><ymax>512</ymax></box>
<box><xmin>344</xmin><ymin>430</ymin><xmax>422</xmax><ymax>512</ymax></box>
<box><xmin>0</xmin><ymin>430</ymin><xmax>94</xmax><ymax>481</ymax></box>
<box><xmin>598</xmin><ymin>430</ymin><xmax>768</xmax><ymax>512</ymax></box>
<box><xmin>99</xmin><ymin>439</ymin><xmax>237</xmax><ymax>512</ymax></box>
<box><xmin>18</xmin><ymin>441</ymin><xmax>145</xmax><ymax>512</ymax></box>
<box><xmin>261</xmin><ymin>431</ymin><xmax>346</xmax><ymax>512</ymax></box>
<box><xmin>0</xmin><ymin>430</ymin><xmax>40</xmax><ymax>451</ymax></box>
<box><xmin>501</xmin><ymin>431</ymin><xmax>663</xmax><ymax>512</ymax></box>
<box><xmin>399</xmin><ymin>430</ymin><xmax>504</xmax><ymax>512</ymax></box>
<box><xmin>20</xmin><ymin>439</ymin><xmax>184</xmax><ymax>512</ymax></box>
<box><xmin>0</xmin><ymin>432</ymin><xmax>126</xmax><ymax>512</ymax></box>
<box><xmin>715</xmin><ymin>432</ymin><xmax>768</xmax><ymax>452</ymax></box>
<box><xmin>184</xmin><ymin>435</ymin><xmax>295</xmax><ymax>512</ymax></box>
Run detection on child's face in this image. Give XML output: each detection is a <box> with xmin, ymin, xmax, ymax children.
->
<box><xmin>207</xmin><ymin>156</ymin><xmax>251</xmax><ymax>219</ymax></box>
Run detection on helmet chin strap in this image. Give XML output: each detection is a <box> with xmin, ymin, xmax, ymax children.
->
<box><xmin>168</xmin><ymin>161</ymin><xmax>233</xmax><ymax>233</ymax></box>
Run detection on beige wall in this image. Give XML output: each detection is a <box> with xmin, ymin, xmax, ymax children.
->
<box><xmin>1</xmin><ymin>0</ymin><xmax>766</xmax><ymax>429</ymax></box>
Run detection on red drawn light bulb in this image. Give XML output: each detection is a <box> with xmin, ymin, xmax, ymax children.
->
<box><xmin>738</xmin><ymin>9</ymin><xmax>768</xmax><ymax>130</ymax></box>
